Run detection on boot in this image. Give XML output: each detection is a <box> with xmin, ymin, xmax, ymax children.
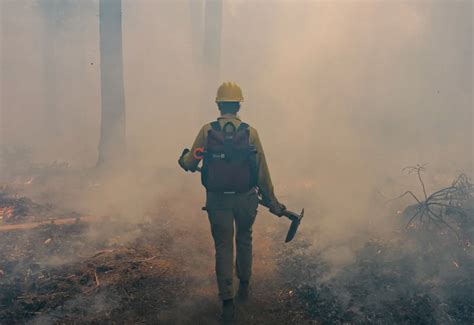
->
<box><xmin>222</xmin><ymin>299</ymin><xmax>235</xmax><ymax>323</ymax></box>
<box><xmin>236</xmin><ymin>280</ymin><xmax>249</xmax><ymax>302</ymax></box>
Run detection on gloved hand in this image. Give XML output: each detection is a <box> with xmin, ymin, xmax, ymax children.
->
<box><xmin>269</xmin><ymin>201</ymin><xmax>286</xmax><ymax>217</ymax></box>
<box><xmin>178</xmin><ymin>148</ymin><xmax>190</xmax><ymax>171</ymax></box>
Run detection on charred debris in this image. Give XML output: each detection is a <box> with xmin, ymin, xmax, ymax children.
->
<box><xmin>278</xmin><ymin>170</ymin><xmax>473</xmax><ymax>324</ymax></box>
<box><xmin>0</xmin><ymin>169</ymin><xmax>473</xmax><ymax>323</ymax></box>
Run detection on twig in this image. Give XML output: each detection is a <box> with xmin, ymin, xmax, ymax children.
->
<box><xmin>94</xmin><ymin>269</ymin><xmax>100</xmax><ymax>286</ymax></box>
<box><xmin>418</xmin><ymin>168</ymin><xmax>428</xmax><ymax>201</ymax></box>
<box><xmin>78</xmin><ymin>249</ymin><xmax>117</xmax><ymax>259</ymax></box>
<box><xmin>139</xmin><ymin>256</ymin><xmax>156</xmax><ymax>263</ymax></box>
<box><xmin>403</xmin><ymin>164</ymin><xmax>428</xmax><ymax>200</ymax></box>
<box><xmin>406</xmin><ymin>208</ymin><xmax>423</xmax><ymax>229</ymax></box>
<box><xmin>389</xmin><ymin>191</ymin><xmax>421</xmax><ymax>204</ymax></box>
<box><xmin>428</xmin><ymin>202</ymin><xmax>469</xmax><ymax>216</ymax></box>
<box><xmin>426</xmin><ymin>207</ymin><xmax>459</xmax><ymax>238</ymax></box>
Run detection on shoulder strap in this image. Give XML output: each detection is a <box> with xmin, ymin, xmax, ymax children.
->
<box><xmin>237</xmin><ymin>122</ymin><xmax>249</xmax><ymax>132</ymax></box>
<box><xmin>210</xmin><ymin>121</ymin><xmax>221</xmax><ymax>131</ymax></box>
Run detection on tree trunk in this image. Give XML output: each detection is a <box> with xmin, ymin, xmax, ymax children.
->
<box><xmin>0</xmin><ymin>0</ymin><xmax>5</xmax><ymax>179</ymax></box>
<box><xmin>39</xmin><ymin>0</ymin><xmax>60</xmax><ymax>142</ymax></box>
<box><xmin>203</xmin><ymin>0</ymin><xmax>223</xmax><ymax>81</ymax></box>
<box><xmin>189</xmin><ymin>0</ymin><xmax>204</xmax><ymax>67</ymax></box>
<box><xmin>97</xmin><ymin>0</ymin><xmax>126</xmax><ymax>167</ymax></box>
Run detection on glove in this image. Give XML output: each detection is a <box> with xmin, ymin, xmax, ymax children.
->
<box><xmin>178</xmin><ymin>148</ymin><xmax>190</xmax><ymax>171</ymax></box>
<box><xmin>269</xmin><ymin>201</ymin><xmax>287</xmax><ymax>217</ymax></box>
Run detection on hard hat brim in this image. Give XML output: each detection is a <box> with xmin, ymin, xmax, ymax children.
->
<box><xmin>215</xmin><ymin>99</ymin><xmax>244</xmax><ymax>103</ymax></box>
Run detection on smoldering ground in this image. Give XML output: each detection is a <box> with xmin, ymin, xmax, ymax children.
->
<box><xmin>1</xmin><ymin>0</ymin><xmax>473</xmax><ymax>323</ymax></box>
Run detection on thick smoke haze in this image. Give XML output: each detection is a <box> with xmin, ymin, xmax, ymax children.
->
<box><xmin>1</xmin><ymin>0</ymin><xmax>472</xmax><ymax>267</ymax></box>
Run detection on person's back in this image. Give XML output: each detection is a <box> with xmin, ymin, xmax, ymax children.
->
<box><xmin>178</xmin><ymin>82</ymin><xmax>285</xmax><ymax>323</ymax></box>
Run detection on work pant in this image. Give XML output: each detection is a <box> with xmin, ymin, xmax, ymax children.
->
<box><xmin>206</xmin><ymin>189</ymin><xmax>259</xmax><ymax>301</ymax></box>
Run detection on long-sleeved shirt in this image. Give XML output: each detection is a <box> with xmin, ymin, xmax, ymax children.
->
<box><xmin>181</xmin><ymin>113</ymin><xmax>278</xmax><ymax>205</ymax></box>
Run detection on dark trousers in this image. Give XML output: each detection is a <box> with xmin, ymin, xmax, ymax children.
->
<box><xmin>206</xmin><ymin>189</ymin><xmax>259</xmax><ymax>300</ymax></box>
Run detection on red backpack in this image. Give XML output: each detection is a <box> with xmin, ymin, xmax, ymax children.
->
<box><xmin>201</xmin><ymin>121</ymin><xmax>257</xmax><ymax>193</ymax></box>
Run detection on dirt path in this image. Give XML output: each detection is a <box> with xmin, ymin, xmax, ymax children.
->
<box><xmin>0</xmin><ymin>207</ymin><xmax>309</xmax><ymax>325</ymax></box>
<box><xmin>0</xmin><ymin>167</ymin><xmax>316</xmax><ymax>323</ymax></box>
<box><xmin>156</xmin><ymin>206</ymin><xmax>307</xmax><ymax>324</ymax></box>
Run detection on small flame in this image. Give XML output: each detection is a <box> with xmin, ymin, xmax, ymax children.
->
<box><xmin>0</xmin><ymin>206</ymin><xmax>15</xmax><ymax>220</ymax></box>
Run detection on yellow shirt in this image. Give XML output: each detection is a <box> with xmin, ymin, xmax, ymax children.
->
<box><xmin>181</xmin><ymin>114</ymin><xmax>278</xmax><ymax>205</ymax></box>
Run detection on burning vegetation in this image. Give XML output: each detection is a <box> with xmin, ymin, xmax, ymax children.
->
<box><xmin>0</xmin><ymin>191</ymin><xmax>53</xmax><ymax>225</ymax></box>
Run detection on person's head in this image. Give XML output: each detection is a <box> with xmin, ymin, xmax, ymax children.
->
<box><xmin>215</xmin><ymin>82</ymin><xmax>244</xmax><ymax>115</ymax></box>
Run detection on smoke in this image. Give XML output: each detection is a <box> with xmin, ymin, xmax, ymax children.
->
<box><xmin>1</xmin><ymin>0</ymin><xmax>472</xmax><ymax>281</ymax></box>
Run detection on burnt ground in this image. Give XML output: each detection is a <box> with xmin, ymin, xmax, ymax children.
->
<box><xmin>276</xmin><ymin>174</ymin><xmax>474</xmax><ymax>325</ymax></box>
<box><xmin>1</xmin><ymin>171</ymin><xmax>473</xmax><ymax>324</ymax></box>
<box><xmin>0</xmin><ymin>203</ymin><xmax>307</xmax><ymax>325</ymax></box>
<box><xmin>279</xmin><ymin>233</ymin><xmax>474</xmax><ymax>325</ymax></box>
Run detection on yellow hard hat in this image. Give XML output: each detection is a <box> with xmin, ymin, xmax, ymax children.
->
<box><xmin>215</xmin><ymin>82</ymin><xmax>244</xmax><ymax>102</ymax></box>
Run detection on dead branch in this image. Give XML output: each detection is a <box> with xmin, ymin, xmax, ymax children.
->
<box><xmin>403</xmin><ymin>164</ymin><xmax>428</xmax><ymax>200</ymax></box>
<box><xmin>390</xmin><ymin>191</ymin><xmax>421</xmax><ymax>204</ymax></box>
<box><xmin>394</xmin><ymin>167</ymin><xmax>473</xmax><ymax>239</ymax></box>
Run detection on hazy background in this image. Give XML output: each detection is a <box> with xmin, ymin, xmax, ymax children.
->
<box><xmin>0</xmin><ymin>0</ymin><xmax>472</xmax><ymax>258</ymax></box>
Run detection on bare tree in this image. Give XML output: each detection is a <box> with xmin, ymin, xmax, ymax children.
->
<box><xmin>0</xmin><ymin>0</ymin><xmax>5</xmax><ymax>179</ymax></box>
<box><xmin>97</xmin><ymin>0</ymin><xmax>126</xmax><ymax>167</ymax></box>
<box><xmin>38</xmin><ymin>0</ymin><xmax>60</xmax><ymax>138</ymax></box>
<box><xmin>189</xmin><ymin>0</ymin><xmax>204</xmax><ymax>67</ymax></box>
<box><xmin>37</xmin><ymin>0</ymin><xmax>76</xmax><ymax>142</ymax></box>
<box><xmin>203</xmin><ymin>0</ymin><xmax>223</xmax><ymax>80</ymax></box>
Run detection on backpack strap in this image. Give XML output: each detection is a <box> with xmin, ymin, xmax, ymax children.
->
<box><xmin>210</xmin><ymin>121</ymin><xmax>221</xmax><ymax>131</ymax></box>
<box><xmin>237</xmin><ymin>122</ymin><xmax>249</xmax><ymax>132</ymax></box>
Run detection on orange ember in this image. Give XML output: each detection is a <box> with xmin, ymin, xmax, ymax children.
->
<box><xmin>0</xmin><ymin>206</ymin><xmax>15</xmax><ymax>220</ymax></box>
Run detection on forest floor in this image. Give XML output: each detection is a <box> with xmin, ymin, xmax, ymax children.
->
<box><xmin>1</xmin><ymin>169</ymin><xmax>473</xmax><ymax>324</ymax></box>
<box><xmin>0</xmin><ymin>184</ymin><xmax>309</xmax><ymax>325</ymax></box>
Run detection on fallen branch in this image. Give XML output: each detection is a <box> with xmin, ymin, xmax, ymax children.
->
<box><xmin>0</xmin><ymin>215</ymin><xmax>108</xmax><ymax>232</ymax></box>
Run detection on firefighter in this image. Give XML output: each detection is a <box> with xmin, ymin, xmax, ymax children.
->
<box><xmin>178</xmin><ymin>82</ymin><xmax>286</xmax><ymax>322</ymax></box>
